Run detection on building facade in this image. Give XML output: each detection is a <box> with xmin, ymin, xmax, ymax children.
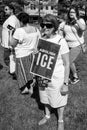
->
<box><xmin>24</xmin><ymin>1</ymin><xmax>58</xmax><ymax>22</ymax></box>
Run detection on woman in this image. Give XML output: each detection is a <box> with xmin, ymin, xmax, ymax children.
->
<box><xmin>38</xmin><ymin>14</ymin><xmax>70</xmax><ymax>130</ymax></box>
<box><xmin>10</xmin><ymin>12</ymin><xmax>41</xmax><ymax>94</ymax></box>
<box><xmin>59</xmin><ymin>6</ymin><xmax>86</xmax><ymax>84</ymax></box>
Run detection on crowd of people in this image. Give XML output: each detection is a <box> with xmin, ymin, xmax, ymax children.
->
<box><xmin>1</xmin><ymin>3</ymin><xmax>86</xmax><ymax>130</ymax></box>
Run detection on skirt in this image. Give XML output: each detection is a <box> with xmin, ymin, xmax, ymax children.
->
<box><xmin>39</xmin><ymin>76</ymin><xmax>68</xmax><ymax>108</ymax></box>
<box><xmin>16</xmin><ymin>55</ymin><xmax>33</xmax><ymax>88</ymax></box>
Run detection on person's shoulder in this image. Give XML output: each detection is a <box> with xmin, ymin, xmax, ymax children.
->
<box><xmin>8</xmin><ymin>15</ymin><xmax>19</xmax><ymax>21</ymax></box>
<box><xmin>15</xmin><ymin>28</ymin><xmax>24</xmax><ymax>34</ymax></box>
<box><xmin>58</xmin><ymin>21</ymin><xmax>66</xmax><ymax>30</ymax></box>
<box><xmin>56</xmin><ymin>34</ymin><xmax>67</xmax><ymax>45</ymax></box>
<box><xmin>31</xmin><ymin>26</ymin><xmax>39</xmax><ymax>32</ymax></box>
<box><xmin>9</xmin><ymin>15</ymin><xmax>16</xmax><ymax>18</ymax></box>
<box><xmin>30</xmin><ymin>26</ymin><xmax>40</xmax><ymax>35</ymax></box>
<box><xmin>55</xmin><ymin>34</ymin><xmax>64</xmax><ymax>44</ymax></box>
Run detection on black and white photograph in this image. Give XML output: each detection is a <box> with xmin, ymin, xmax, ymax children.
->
<box><xmin>0</xmin><ymin>0</ymin><xmax>87</xmax><ymax>130</ymax></box>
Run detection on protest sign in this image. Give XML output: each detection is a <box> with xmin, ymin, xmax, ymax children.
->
<box><xmin>30</xmin><ymin>38</ymin><xmax>60</xmax><ymax>80</ymax></box>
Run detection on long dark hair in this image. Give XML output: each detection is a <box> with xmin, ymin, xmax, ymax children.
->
<box><xmin>66</xmin><ymin>6</ymin><xmax>80</xmax><ymax>25</ymax></box>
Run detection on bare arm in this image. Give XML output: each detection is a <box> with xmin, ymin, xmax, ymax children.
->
<box><xmin>62</xmin><ymin>52</ymin><xmax>70</xmax><ymax>84</ymax></box>
<box><xmin>73</xmin><ymin>14</ymin><xmax>86</xmax><ymax>31</ymax></box>
<box><xmin>60</xmin><ymin>52</ymin><xmax>70</xmax><ymax>95</ymax></box>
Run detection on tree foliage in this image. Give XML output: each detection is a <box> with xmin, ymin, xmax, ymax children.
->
<box><xmin>1</xmin><ymin>0</ymin><xmax>87</xmax><ymax>8</ymax></box>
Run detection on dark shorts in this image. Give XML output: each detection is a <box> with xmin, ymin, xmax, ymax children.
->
<box><xmin>3</xmin><ymin>48</ymin><xmax>11</xmax><ymax>66</ymax></box>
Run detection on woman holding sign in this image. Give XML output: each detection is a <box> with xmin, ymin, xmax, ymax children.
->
<box><xmin>38</xmin><ymin>14</ymin><xmax>70</xmax><ymax>130</ymax></box>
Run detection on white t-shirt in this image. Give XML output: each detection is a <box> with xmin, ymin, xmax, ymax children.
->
<box><xmin>13</xmin><ymin>28</ymin><xmax>41</xmax><ymax>58</ymax></box>
<box><xmin>46</xmin><ymin>34</ymin><xmax>69</xmax><ymax>78</ymax></box>
<box><xmin>59</xmin><ymin>18</ymin><xmax>86</xmax><ymax>48</ymax></box>
<box><xmin>1</xmin><ymin>15</ymin><xmax>20</xmax><ymax>48</ymax></box>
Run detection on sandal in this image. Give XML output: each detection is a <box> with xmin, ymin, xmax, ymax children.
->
<box><xmin>38</xmin><ymin>115</ymin><xmax>50</xmax><ymax>126</ymax></box>
<box><xmin>71</xmin><ymin>77</ymin><xmax>80</xmax><ymax>84</ymax></box>
<box><xmin>58</xmin><ymin>121</ymin><xmax>64</xmax><ymax>130</ymax></box>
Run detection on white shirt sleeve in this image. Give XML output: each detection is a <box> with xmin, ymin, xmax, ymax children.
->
<box><xmin>13</xmin><ymin>28</ymin><xmax>23</xmax><ymax>42</ymax></box>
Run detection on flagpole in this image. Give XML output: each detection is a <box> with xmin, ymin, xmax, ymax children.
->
<box><xmin>57</xmin><ymin>0</ymin><xmax>59</xmax><ymax>17</ymax></box>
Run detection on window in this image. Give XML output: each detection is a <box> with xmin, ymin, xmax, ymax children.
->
<box><xmin>46</xmin><ymin>6</ymin><xmax>48</xmax><ymax>10</ymax></box>
<box><xmin>40</xmin><ymin>3</ymin><xmax>43</xmax><ymax>10</ymax></box>
<box><xmin>40</xmin><ymin>6</ymin><xmax>43</xmax><ymax>10</ymax></box>
<box><xmin>31</xmin><ymin>4</ymin><xmax>36</xmax><ymax>10</ymax></box>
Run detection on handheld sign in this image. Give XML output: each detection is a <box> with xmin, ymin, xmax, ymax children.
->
<box><xmin>30</xmin><ymin>38</ymin><xmax>60</xmax><ymax>80</ymax></box>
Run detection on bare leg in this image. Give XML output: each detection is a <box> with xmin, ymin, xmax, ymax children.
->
<box><xmin>70</xmin><ymin>62</ymin><xmax>78</xmax><ymax>78</ymax></box>
<box><xmin>45</xmin><ymin>104</ymin><xmax>51</xmax><ymax>116</ymax></box>
<box><xmin>70</xmin><ymin>46</ymin><xmax>81</xmax><ymax>79</ymax></box>
<box><xmin>57</xmin><ymin>106</ymin><xmax>64</xmax><ymax>130</ymax></box>
<box><xmin>70</xmin><ymin>62</ymin><xmax>80</xmax><ymax>84</ymax></box>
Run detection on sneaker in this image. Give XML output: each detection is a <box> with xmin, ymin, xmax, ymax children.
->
<box><xmin>71</xmin><ymin>77</ymin><xmax>80</xmax><ymax>84</ymax></box>
<box><xmin>38</xmin><ymin>115</ymin><xmax>50</xmax><ymax>126</ymax></box>
<box><xmin>21</xmin><ymin>87</ymin><xmax>29</xmax><ymax>94</ymax></box>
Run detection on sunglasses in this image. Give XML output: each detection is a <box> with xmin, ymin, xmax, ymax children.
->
<box><xmin>40</xmin><ymin>23</ymin><xmax>53</xmax><ymax>29</ymax></box>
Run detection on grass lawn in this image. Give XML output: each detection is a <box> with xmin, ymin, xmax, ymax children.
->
<box><xmin>0</xmin><ymin>25</ymin><xmax>87</xmax><ymax>130</ymax></box>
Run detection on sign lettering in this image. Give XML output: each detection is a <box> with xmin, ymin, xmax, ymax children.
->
<box><xmin>36</xmin><ymin>52</ymin><xmax>54</xmax><ymax>70</ymax></box>
<box><xmin>30</xmin><ymin>39</ymin><xmax>60</xmax><ymax>80</ymax></box>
